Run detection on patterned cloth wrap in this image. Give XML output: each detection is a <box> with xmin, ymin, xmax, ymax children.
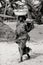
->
<box><xmin>15</xmin><ymin>22</ymin><xmax>30</xmax><ymax>54</ymax></box>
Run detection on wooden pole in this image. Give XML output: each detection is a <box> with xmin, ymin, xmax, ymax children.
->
<box><xmin>4</xmin><ymin>1</ymin><xmax>7</xmax><ymax>20</ymax></box>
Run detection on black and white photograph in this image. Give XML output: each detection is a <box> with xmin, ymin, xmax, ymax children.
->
<box><xmin>0</xmin><ymin>0</ymin><xmax>43</xmax><ymax>65</ymax></box>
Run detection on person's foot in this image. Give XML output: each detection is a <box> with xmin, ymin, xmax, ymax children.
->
<box><xmin>19</xmin><ymin>57</ymin><xmax>23</xmax><ymax>63</ymax></box>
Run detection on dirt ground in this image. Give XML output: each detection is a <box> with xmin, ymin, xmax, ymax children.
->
<box><xmin>0</xmin><ymin>22</ymin><xmax>43</xmax><ymax>65</ymax></box>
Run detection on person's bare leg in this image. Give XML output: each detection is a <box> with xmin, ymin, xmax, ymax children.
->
<box><xmin>26</xmin><ymin>47</ymin><xmax>30</xmax><ymax>59</ymax></box>
<box><xmin>19</xmin><ymin>44</ymin><xmax>23</xmax><ymax>62</ymax></box>
<box><xmin>27</xmin><ymin>54</ymin><xmax>30</xmax><ymax>59</ymax></box>
<box><xmin>19</xmin><ymin>48</ymin><xmax>23</xmax><ymax>62</ymax></box>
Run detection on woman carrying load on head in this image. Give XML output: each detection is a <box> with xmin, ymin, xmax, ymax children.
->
<box><xmin>14</xmin><ymin>16</ymin><xmax>31</xmax><ymax>62</ymax></box>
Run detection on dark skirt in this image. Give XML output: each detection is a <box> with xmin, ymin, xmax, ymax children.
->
<box><xmin>19</xmin><ymin>46</ymin><xmax>31</xmax><ymax>55</ymax></box>
<box><xmin>16</xmin><ymin>34</ymin><xmax>30</xmax><ymax>44</ymax></box>
<box><xmin>15</xmin><ymin>34</ymin><xmax>30</xmax><ymax>49</ymax></box>
<box><xmin>15</xmin><ymin>33</ymin><xmax>31</xmax><ymax>55</ymax></box>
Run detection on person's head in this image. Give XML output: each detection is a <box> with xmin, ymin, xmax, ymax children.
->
<box><xmin>18</xmin><ymin>16</ymin><xmax>26</xmax><ymax>22</ymax></box>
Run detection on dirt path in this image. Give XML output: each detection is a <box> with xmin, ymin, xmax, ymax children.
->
<box><xmin>0</xmin><ymin>41</ymin><xmax>43</xmax><ymax>65</ymax></box>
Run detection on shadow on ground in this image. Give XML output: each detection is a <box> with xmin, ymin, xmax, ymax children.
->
<box><xmin>31</xmin><ymin>53</ymin><xmax>43</xmax><ymax>59</ymax></box>
<box><xmin>22</xmin><ymin>52</ymin><xmax>43</xmax><ymax>62</ymax></box>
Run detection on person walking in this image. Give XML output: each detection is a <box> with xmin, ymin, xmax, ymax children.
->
<box><xmin>14</xmin><ymin>16</ymin><xmax>31</xmax><ymax>62</ymax></box>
